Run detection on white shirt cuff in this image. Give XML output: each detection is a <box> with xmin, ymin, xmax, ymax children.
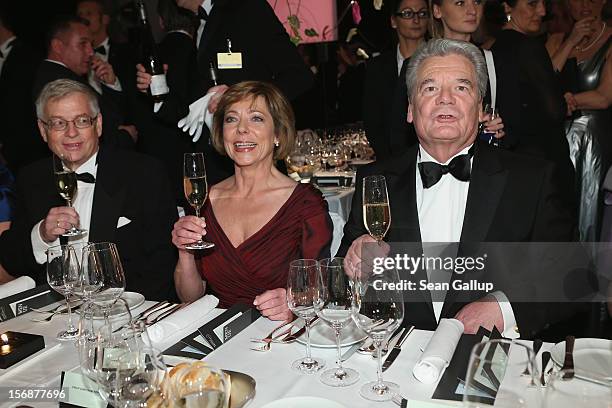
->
<box><xmin>490</xmin><ymin>290</ymin><xmax>519</xmax><ymax>339</ymax></box>
<box><xmin>103</xmin><ymin>77</ymin><xmax>123</xmax><ymax>92</ymax></box>
<box><xmin>31</xmin><ymin>220</ymin><xmax>58</xmax><ymax>264</ymax></box>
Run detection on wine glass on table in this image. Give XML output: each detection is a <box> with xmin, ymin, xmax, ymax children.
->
<box><xmin>351</xmin><ymin>264</ymin><xmax>404</xmax><ymax>401</ymax></box>
<box><xmin>85</xmin><ymin>242</ymin><xmax>126</xmax><ymax>331</ymax></box>
<box><xmin>286</xmin><ymin>259</ymin><xmax>325</xmax><ymax>374</ymax></box>
<box><xmin>314</xmin><ymin>257</ymin><xmax>360</xmax><ymax>386</ymax></box>
<box><xmin>115</xmin><ymin>347</ymin><xmax>167</xmax><ymax>408</ymax></box>
<box><xmin>52</xmin><ymin>153</ymin><xmax>86</xmax><ymax>236</ymax></box>
<box><xmin>46</xmin><ymin>244</ymin><xmax>81</xmax><ymax>340</ymax></box>
<box><xmin>183</xmin><ymin>153</ymin><xmax>214</xmax><ymax>250</ymax></box>
<box><xmin>363</xmin><ymin>175</ymin><xmax>391</xmax><ymax>244</ymax></box>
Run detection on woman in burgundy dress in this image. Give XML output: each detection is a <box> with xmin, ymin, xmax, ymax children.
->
<box><xmin>171</xmin><ymin>81</ymin><xmax>332</xmax><ymax>320</ymax></box>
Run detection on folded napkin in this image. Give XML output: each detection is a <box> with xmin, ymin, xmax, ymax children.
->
<box><xmin>177</xmin><ymin>92</ymin><xmax>215</xmax><ymax>143</ymax></box>
<box><xmin>147</xmin><ymin>295</ymin><xmax>218</xmax><ymax>346</ymax></box>
<box><xmin>0</xmin><ymin>276</ymin><xmax>36</xmax><ymax>300</ymax></box>
<box><xmin>413</xmin><ymin>318</ymin><xmax>464</xmax><ymax>384</ymax></box>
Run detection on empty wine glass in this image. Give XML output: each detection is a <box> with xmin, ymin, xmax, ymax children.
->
<box><xmin>287</xmin><ymin>259</ymin><xmax>325</xmax><ymax>374</ymax></box>
<box><xmin>46</xmin><ymin>244</ymin><xmax>81</xmax><ymax>340</ymax></box>
<box><xmin>543</xmin><ymin>369</ymin><xmax>612</xmax><ymax>408</ymax></box>
<box><xmin>351</xmin><ymin>264</ymin><xmax>404</xmax><ymax>401</ymax></box>
<box><xmin>363</xmin><ymin>175</ymin><xmax>391</xmax><ymax>244</ymax></box>
<box><xmin>184</xmin><ymin>153</ymin><xmax>214</xmax><ymax>250</ymax></box>
<box><xmin>314</xmin><ymin>257</ymin><xmax>359</xmax><ymax>386</ymax></box>
<box><xmin>84</xmin><ymin>242</ymin><xmax>126</xmax><ymax>329</ymax></box>
<box><xmin>115</xmin><ymin>347</ymin><xmax>166</xmax><ymax>408</ymax></box>
<box><xmin>52</xmin><ymin>153</ymin><xmax>86</xmax><ymax>236</ymax></box>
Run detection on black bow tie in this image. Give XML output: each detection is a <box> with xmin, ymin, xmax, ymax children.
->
<box><xmin>197</xmin><ymin>6</ymin><xmax>208</xmax><ymax>20</ymax></box>
<box><xmin>76</xmin><ymin>172</ymin><xmax>96</xmax><ymax>183</ymax></box>
<box><xmin>94</xmin><ymin>45</ymin><xmax>106</xmax><ymax>55</ymax></box>
<box><xmin>418</xmin><ymin>146</ymin><xmax>474</xmax><ymax>188</ymax></box>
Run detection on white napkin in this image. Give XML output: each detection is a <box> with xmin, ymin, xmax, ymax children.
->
<box><xmin>177</xmin><ymin>92</ymin><xmax>215</xmax><ymax>143</ymax></box>
<box><xmin>413</xmin><ymin>318</ymin><xmax>464</xmax><ymax>384</ymax></box>
<box><xmin>0</xmin><ymin>276</ymin><xmax>36</xmax><ymax>300</ymax></box>
<box><xmin>147</xmin><ymin>295</ymin><xmax>219</xmax><ymax>346</ymax></box>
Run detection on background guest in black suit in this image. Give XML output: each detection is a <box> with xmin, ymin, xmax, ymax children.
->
<box><xmin>363</xmin><ymin>0</ymin><xmax>427</xmax><ymax>161</ymax></box>
<box><xmin>33</xmin><ymin>15</ymin><xmax>135</xmax><ymax>149</ymax></box>
<box><xmin>167</xmin><ymin>0</ymin><xmax>314</xmax><ymax>184</ymax></box>
<box><xmin>340</xmin><ymin>39</ymin><xmax>579</xmax><ymax>339</ymax></box>
<box><xmin>76</xmin><ymin>0</ymin><xmax>140</xmax><ymax>144</ymax></box>
<box><xmin>136</xmin><ymin>0</ymin><xmax>204</xmax><ymax>204</ymax></box>
<box><xmin>0</xmin><ymin>79</ymin><xmax>178</xmax><ymax>300</ymax></box>
<box><xmin>0</xmin><ymin>4</ymin><xmax>46</xmax><ymax>172</ymax></box>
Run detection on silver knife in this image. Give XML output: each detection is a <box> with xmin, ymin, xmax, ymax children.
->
<box><xmin>341</xmin><ymin>339</ymin><xmax>366</xmax><ymax>362</ymax></box>
<box><xmin>382</xmin><ymin>325</ymin><xmax>414</xmax><ymax>372</ymax></box>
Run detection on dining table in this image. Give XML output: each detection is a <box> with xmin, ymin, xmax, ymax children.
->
<box><xmin>0</xmin><ymin>297</ymin><xmax>562</xmax><ymax>408</ymax></box>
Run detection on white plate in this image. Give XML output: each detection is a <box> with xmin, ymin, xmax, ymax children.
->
<box><xmin>90</xmin><ymin>292</ymin><xmax>145</xmax><ymax>319</ymax></box>
<box><xmin>550</xmin><ymin>338</ymin><xmax>612</xmax><ymax>378</ymax></box>
<box><xmin>296</xmin><ymin>319</ymin><xmax>367</xmax><ymax>348</ymax></box>
<box><xmin>261</xmin><ymin>397</ymin><xmax>347</xmax><ymax>408</ymax></box>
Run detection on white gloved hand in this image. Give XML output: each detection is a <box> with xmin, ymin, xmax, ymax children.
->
<box><xmin>177</xmin><ymin>92</ymin><xmax>216</xmax><ymax>142</ymax></box>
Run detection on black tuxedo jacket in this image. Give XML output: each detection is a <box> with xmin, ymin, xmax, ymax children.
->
<box><xmin>196</xmin><ymin>0</ymin><xmax>313</xmax><ymax>100</ymax></box>
<box><xmin>363</xmin><ymin>50</ymin><xmax>417</xmax><ymax>161</ymax></box>
<box><xmin>0</xmin><ymin>147</ymin><xmax>178</xmax><ymax>300</ymax></box>
<box><xmin>32</xmin><ymin>60</ymin><xmax>133</xmax><ymax>149</ymax></box>
<box><xmin>338</xmin><ymin>141</ymin><xmax>579</xmax><ymax>338</ymax></box>
<box><xmin>0</xmin><ymin>38</ymin><xmax>47</xmax><ymax>171</ymax></box>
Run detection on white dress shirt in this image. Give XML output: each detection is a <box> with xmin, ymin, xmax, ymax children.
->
<box><xmin>196</xmin><ymin>0</ymin><xmax>214</xmax><ymax>49</ymax></box>
<box><xmin>396</xmin><ymin>46</ymin><xmax>404</xmax><ymax>76</ymax></box>
<box><xmin>415</xmin><ymin>144</ymin><xmax>518</xmax><ymax>338</ymax></box>
<box><xmin>0</xmin><ymin>36</ymin><xmax>17</xmax><ymax>77</ymax></box>
<box><xmin>31</xmin><ymin>152</ymin><xmax>98</xmax><ymax>264</ymax></box>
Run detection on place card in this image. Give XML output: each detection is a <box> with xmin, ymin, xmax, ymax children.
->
<box><xmin>198</xmin><ymin>304</ymin><xmax>260</xmax><ymax>349</ymax></box>
<box><xmin>59</xmin><ymin>371</ymin><xmax>106</xmax><ymax>408</ymax></box>
<box><xmin>0</xmin><ymin>284</ymin><xmax>63</xmax><ymax>322</ymax></box>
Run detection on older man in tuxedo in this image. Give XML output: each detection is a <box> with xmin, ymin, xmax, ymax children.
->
<box><xmin>0</xmin><ymin>79</ymin><xmax>178</xmax><ymax>300</ymax></box>
<box><xmin>339</xmin><ymin>39</ymin><xmax>578</xmax><ymax>340</ymax></box>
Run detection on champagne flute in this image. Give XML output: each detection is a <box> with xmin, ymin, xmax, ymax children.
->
<box><xmin>286</xmin><ymin>259</ymin><xmax>326</xmax><ymax>374</ymax></box>
<box><xmin>85</xmin><ymin>242</ymin><xmax>126</xmax><ymax>330</ymax></box>
<box><xmin>183</xmin><ymin>153</ymin><xmax>214</xmax><ymax>250</ymax></box>
<box><xmin>46</xmin><ymin>244</ymin><xmax>81</xmax><ymax>340</ymax></box>
<box><xmin>480</xmin><ymin>104</ymin><xmax>501</xmax><ymax>147</ymax></box>
<box><xmin>363</xmin><ymin>175</ymin><xmax>391</xmax><ymax>243</ymax></box>
<box><xmin>314</xmin><ymin>257</ymin><xmax>360</xmax><ymax>386</ymax></box>
<box><xmin>351</xmin><ymin>264</ymin><xmax>404</xmax><ymax>401</ymax></box>
<box><xmin>52</xmin><ymin>153</ymin><xmax>86</xmax><ymax>236</ymax></box>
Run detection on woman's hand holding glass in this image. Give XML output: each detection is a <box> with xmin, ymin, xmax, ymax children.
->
<box><xmin>171</xmin><ymin>216</ymin><xmax>208</xmax><ymax>252</ymax></box>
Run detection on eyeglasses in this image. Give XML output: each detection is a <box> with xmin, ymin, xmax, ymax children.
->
<box><xmin>394</xmin><ymin>9</ymin><xmax>430</xmax><ymax>20</ymax></box>
<box><xmin>40</xmin><ymin>115</ymin><xmax>98</xmax><ymax>131</ymax></box>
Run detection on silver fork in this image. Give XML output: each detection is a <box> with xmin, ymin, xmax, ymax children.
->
<box><xmin>250</xmin><ymin>320</ymin><xmax>295</xmax><ymax>351</ymax></box>
<box><xmin>29</xmin><ymin>303</ymin><xmax>83</xmax><ymax>322</ymax></box>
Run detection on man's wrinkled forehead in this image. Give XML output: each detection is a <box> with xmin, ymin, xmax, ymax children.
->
<box><xmin>416</xmin><ymin>54</ymin><xmax>477</xmax><ymax>86</ymax></box>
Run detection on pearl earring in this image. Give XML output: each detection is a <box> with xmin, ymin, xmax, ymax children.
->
<box><xmin>506</xmin><ymin>14</ymin><xmax>511</xmax><ymax>22</ymax></box>
<box><xmin>274</xmin><ymin>140</ymin><xmax>280</xmax><ymax>147</ymax></box>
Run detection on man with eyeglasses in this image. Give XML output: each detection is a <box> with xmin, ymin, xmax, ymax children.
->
<box><xmin>0</xmin><ymin>79</ymin><xmax>178</xmax><ymax>301</ymax></box>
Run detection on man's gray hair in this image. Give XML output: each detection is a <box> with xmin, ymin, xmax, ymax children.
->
<box><xmin>35</xmin><ymin>79</ymin><xmax>100</xmax><ymax>119</ymax></box>
<box><xmin>405</xmin><ymin>39</ymin><xmax>488</xmax><ymax>102</ymax></box>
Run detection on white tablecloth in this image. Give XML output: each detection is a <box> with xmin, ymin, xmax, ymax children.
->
<box><xmin>0</xmin><ymin>299</ymin><xmax>550</xmax><ymax>408</ymax></box>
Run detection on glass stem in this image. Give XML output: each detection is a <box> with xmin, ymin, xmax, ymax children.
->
<box><xmin>375</xmin><ymin>339</ymin><xmax>384</xmax><ymax>387</ymax></box>
<box><xmin>65</xmin><ymin>293</ymin><xmax>75</xmax><ymax>332</ymax></box>
<box><xmin>304</xmin><ymin>317</ymin><xmax>313</xmax><ymax>363</ymax></box>
<box><xmin>335</xmin><ymin>326</ymin><xmax>344</xmax><ymax>373</ymax></box>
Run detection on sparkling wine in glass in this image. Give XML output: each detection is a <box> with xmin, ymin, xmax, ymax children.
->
<box><xmin>184</xmin><ymin>153</ymin><xmax>214</xmax><ymax>250</ymax></box>
<box><xmin>314</xmin><ymin>257</ymin><xmax>360</xmax><ymax>386</ymax></box>
<box><xmin>363</xmin><ymin>175</ymin><xmax>391</xmax><ymax>243</ymax></box>
<box><xmin>287</xmin><ymin>259</ymin><xmax>326</xmax><ymax>374</ymax></box>
<box><xmin>53</xmin><ymin>153</ymin><xmax>86</xmax><ymax>236</ymax></box>
<box><xmin>351</xmin><ymin>264</ymin><xmax>404</xmax><ymax>401</ymax></box>
<box><xmin>46</xmin><ymin>244</ymin><xmax>81</xmax><ymax>340</ymax></box>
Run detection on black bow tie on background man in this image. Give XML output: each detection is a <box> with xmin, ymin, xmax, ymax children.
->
<box><xmin>76</xmin><ymin>172</ymin><xmax>96</xmax><ymax>183</ymax></box>
<box><xmin>94</xmin><ymin>45</ymin><xmax>106</xmax><ymax>55</ymax></box>
<box><xmin>198</xmin><ymin>6</ymin><xmax>209</xmax><ymax>20</ymax></box>
<box><xmin>418</xmin><ymin>146</ymin><xmax>474</xmax><ymax>188</ymax></box>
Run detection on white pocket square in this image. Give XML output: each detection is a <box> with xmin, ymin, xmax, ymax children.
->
<box><xmin>117</xmin><ymin>216</ymin><xmax>131</xmax><ymax>228</ymax></box>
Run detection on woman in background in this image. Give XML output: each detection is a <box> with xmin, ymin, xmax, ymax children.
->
<box><xmin>363</xmin><ymin>0</ymin><xmax>429</xmax><ymax>161</ymax></box>
<box><xmin>547</xmin><ymin>0</ymin><xmax>611</xmax><ymax>240</ymax></box>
